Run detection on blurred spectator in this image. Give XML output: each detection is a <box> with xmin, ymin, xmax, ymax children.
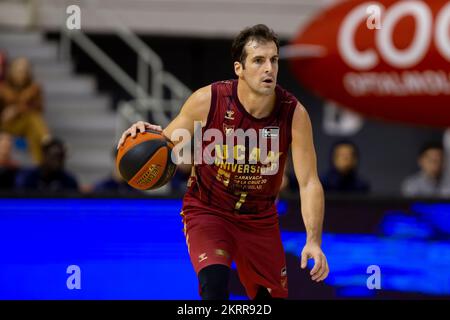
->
<box><xmin>0</xmin><ymin>51</ymin><xmax>6</xmax><ymax>82</ymax></box>
<box><xmin>0</xmin><ymin>131</ymin><xmax>19</xmax><ymax>190</ymax></box>
<box><xmin>15</xmin><ymin>138</ymin><xmax>79</xmax><ymax>193</ymax></box>
<box><xmin>320</xmin><ymin>139</ymin><xmax>370</xmax><ymax>194</ymax></box>
<box><xmin>0</xmin><ymin>57</ymin><xmax>49</xmax><ymax>164</ymax></box>
<box><xmin>401</xmin><ymin>141</ymin><xmax>450</xmax><ymax>197</ymax></box>
<box><xmin>92</xmin><ymin>148</ymin><xmax>143</xmax><ymax>195</ymax></box>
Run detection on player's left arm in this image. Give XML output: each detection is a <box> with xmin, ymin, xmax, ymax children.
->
<box><xmin>291</xmin><ymin>102</ymin><xmax>329</xmax><ymax>282</ymax></box>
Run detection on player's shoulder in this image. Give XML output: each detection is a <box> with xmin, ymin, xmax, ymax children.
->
<box><xmin>180</xmin><ymin>85</ymin><xmax>212</xmax><ymax>122</ymax></box>
<box><xmin>292</xmin><ymin>100</ymin><xmax>308</xmax><ymax>120</ymax></box>
<box><xmin>213</xmin><ymin>79</ymin><xmax>234</xmax><ymax>86</ymax></box>
<box><xmin>191</xmin><ymin>84</ymin><xmax>212</xmax><ymax>103</ymax></box>
<box><xmin>290</xmin><ymin>100</ymin><xmax>311</xmax><ymax>136</ymax></box>
<box><xmin>194</xmin><ymin>80</ymin><xmax>234</xmax><ymax>101</ymax></box>
<box><xmin>275</xmin><ymin>84</ymin><xmax>304</xmax><ymax>123</ymax></box>
<box><xmin>276</xmin><ymin>84</ymin><xmax>299</xmax><ymax>105</ymax></box>
<box><xmin>211</xmin><ymin>79</ymin><xmax>235</xmax><ymax>95</ymax></box>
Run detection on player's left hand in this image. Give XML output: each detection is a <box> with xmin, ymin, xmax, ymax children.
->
<box><xmin>300</xmin><ymin>242</ymin><xmax>329</xmax><ymax>282</ymax></box>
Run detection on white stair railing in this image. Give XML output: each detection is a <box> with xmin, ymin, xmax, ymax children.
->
<box><xmin>58</xmin><ymin>0</ymin><xmax>192</xmax><ymax>137</ymax></box>
<box><xmin>62</xmin><ymin>29</ymin><xmax>145</xmax><ymax>98</ymax></box>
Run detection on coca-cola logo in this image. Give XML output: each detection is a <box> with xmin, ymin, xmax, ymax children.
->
<box><xmin>288</xmin><ymin>0</ymin><xmax>450</xmax><ymax>128</ymax></box>
<box><xmin>339</xmin><ymin>1</ymin><xmax>450</xmax><ymax>70</ymax></box>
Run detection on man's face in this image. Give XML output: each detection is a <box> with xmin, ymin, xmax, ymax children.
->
<box><xmin>235</xmin><ymin>40</ymin><xmax>278</xmax><ymax>96</ymax></box>
<box><xmin>419</xmin><ymin>148</ymin><xmax>444</xmax><ymax>179</ymax></box>
<box><xmin>43</xmin><ymin>145</ymin><xmax>65</xmax><ymax>172</ymax></box>
<box><xmin>9</xmin><ymin>58</ymin><xmax>30</xmax><ymax>87</ymax></box>
<box><xmin>333</xmin><ymin>144</ymin><xmax>358</xmax><ymax>174</ymax></box>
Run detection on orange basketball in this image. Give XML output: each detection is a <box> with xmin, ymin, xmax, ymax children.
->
<box><xmin>116</xmin><ymin>129</ymin><xmax>177</xmax><ymax>190</ymax></box>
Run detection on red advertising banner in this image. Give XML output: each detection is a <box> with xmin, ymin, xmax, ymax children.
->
<box><xmin>289</xmin><ymin>0</ymin><xmax>450</xmax><ymax>127</ymax></box>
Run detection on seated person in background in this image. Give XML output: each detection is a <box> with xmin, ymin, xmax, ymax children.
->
<box><xmin>0</xmin><ymin>51</ymin><xmax>6</xmax><ymax>82</ymax></box>
<box><xmin>401</xmin><ymin>141</ymin><xmax>450</xmax><ymax>198</ymax></box>
<box><xmin>0</xmin><ymin>131</ymin><xmax>19</xmax><ymax>190</ymax></box>
<box><xmin>320</xmin><ymin>139</ymin><xmax>370</xmax><ymax>194</ymax></box>
<box><xmin>0</xmin><ymin>57</ymin><xmax>50</xmax><ymax>164</ymax></box>
<box><xmin>92</xmin><ymin>148</ymin><xmax>144</xmax><ymax>195</ymax></box>
<box><xmin>15</xmin><ymin>138</ymin><xmax>79</xmax><ymax>193</ymax></box>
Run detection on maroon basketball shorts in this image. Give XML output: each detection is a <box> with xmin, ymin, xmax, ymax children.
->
<box><xmin>181</xmin><ymin>200</ymin><xmax>288</xmax><ymax>299</ymax></box>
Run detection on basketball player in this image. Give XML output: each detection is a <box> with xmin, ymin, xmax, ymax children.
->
<box><xmin>117</xmin><ymin>24</ymin><xmax>328</xmax><ymax>299</ymax></box>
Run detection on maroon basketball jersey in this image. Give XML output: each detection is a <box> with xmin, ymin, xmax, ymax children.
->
<box><xmin>183</xmin><ymin>79</ymin><xmax>298</xmax><ymax>215</ymax></box>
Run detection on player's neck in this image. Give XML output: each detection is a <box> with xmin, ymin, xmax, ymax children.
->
<box><xmin>237</xmin><ymin>80</ymin><xmax>276</xmax><ymax>119</ymax></box>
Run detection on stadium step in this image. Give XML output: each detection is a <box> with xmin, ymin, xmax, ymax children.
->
<box><xmin>1</xmin><ymin>31</ymin><xmax>117</xmax><ymax>188</ymax></box>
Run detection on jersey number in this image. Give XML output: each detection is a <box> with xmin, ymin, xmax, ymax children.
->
<box><xmin>234</xmin><ymin>192</ymin><xmax>248</xmax><ymax>210</ymax></box>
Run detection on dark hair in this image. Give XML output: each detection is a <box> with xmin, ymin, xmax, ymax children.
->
<box><xmin>418</xmin><ymin>141</ymin><xmax>443</xmax><ymax>157</ymax></box>
<box><xmin>231</xmin><ymin>24</ymin><xmax>279</xmax><ymax>67</ymax></box>
<box><xmin>42</xmin><ymin>137</ymin><xmax>66</xmax><ymax>154</ymax></box>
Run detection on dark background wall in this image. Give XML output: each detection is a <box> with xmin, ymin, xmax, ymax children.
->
<box><xmin>47</xmin><ymin>33</ymin><xmax>445</xmax><ymax>196</ymax></box>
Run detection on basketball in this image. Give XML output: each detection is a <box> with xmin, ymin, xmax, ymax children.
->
<box><xmin>116</xmin><ymin>129</ymin><xmax>177</xmax><ymax>190</ymax></box>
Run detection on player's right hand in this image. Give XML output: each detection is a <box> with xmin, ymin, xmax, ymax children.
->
<box><xmin>117</xmin><ymin>121</ymin><xmax>163</xmax><ymax>149</ymax></box>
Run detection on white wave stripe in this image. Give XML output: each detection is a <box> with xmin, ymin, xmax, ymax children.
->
<box><xmin>343</xmin><ymin>70</ymin><xmax>450</xmax><ymax>97</ymax></box>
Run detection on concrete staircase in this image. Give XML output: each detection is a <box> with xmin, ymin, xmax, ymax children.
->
<box><xmin>0</xmin><ymin>31</ymin><xmax>116</xmax><ymax>188</ymax></box>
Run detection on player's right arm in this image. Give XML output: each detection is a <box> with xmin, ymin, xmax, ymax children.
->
<box><xmin>116</xmin><ymin>85</ymin><xmax>211</xmax><ymax>148</ymax></box>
